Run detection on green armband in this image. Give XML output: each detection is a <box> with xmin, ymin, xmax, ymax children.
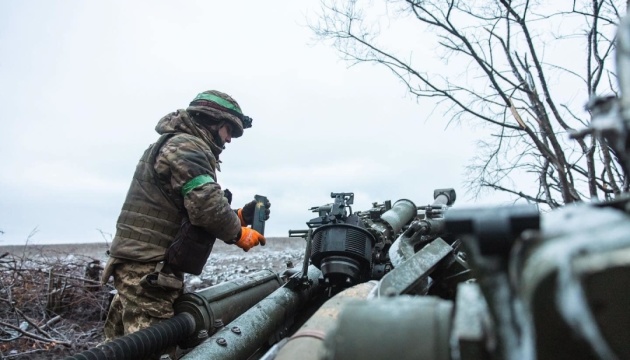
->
<box><xmin>182</xmin><ymin>174</ymin><xmax>214</xmax><ymax>197</ymax></box>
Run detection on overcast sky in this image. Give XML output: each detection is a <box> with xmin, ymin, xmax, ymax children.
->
<box><xmin>0</xmin><ymin>1</ymin><xmax>512</xmax><ymax>245</ymax></box>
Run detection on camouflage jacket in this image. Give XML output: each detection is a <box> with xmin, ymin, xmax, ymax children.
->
<box><xmin>107</xmin><ymin>110</ymin><xmax>241</xmax><ymax>263</ymax></box>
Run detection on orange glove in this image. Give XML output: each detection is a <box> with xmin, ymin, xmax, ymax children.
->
<box><xmin>235</xmin><ymin>227</ymin><xmax>266</xmax><ymax>252</ymax></box>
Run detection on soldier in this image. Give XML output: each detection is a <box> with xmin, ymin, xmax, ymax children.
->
<box><xmin>101</xmin><ymin>90</ymin><xmax>270</xmax><ymax>358</ymax></box>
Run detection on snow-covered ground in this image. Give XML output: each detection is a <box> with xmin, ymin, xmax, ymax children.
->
<box><xmin>187</xmin><ymin>238</ymin><xmax>306</xmax><ymax>290</ymax></box>
<box><xmin>0</xmin><ymin>237</ymin><xmax>307</xmax><ymax>290</ymax></box>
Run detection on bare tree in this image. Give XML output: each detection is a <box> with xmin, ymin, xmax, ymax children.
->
<box><xmin>311</xmin><ymin>0</ymin><xmax>627</xmax><ymax>207</ymax></box>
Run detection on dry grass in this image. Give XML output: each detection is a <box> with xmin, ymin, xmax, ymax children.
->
<box><xmin>0</xmin><ymin>245</ymin><xmax>111</xmax><ymax>359</ymax></box>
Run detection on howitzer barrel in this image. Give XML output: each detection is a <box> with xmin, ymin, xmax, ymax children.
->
<box><xmin>181</xmin><ymin>265</ymin><xmax>325</xmax><ymax>360</ymax></box>
<box><xmin>66</xmin><ymin>270</ymin><xmax>283</xmax><ymax>360</ymax></box>
<box><xmin>175</xmin><ymin>269</ymin><xmax>283</xmax><ymax>347</ymax></box>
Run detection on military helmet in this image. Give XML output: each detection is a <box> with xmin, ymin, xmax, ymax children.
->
<box><xmin>186</xmin><ymin>90</ymin><xmax>252</xmax><ymax>138</ymax></box>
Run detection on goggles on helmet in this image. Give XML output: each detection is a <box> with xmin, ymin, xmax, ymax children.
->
<box><xmin>242</xmin><ymin>115</ymin><xmax>253</xmax><ymax>129</ymax></box>
<box><xmin>190</xmin><ymin>92</ymin><xmax>253</xmax><ymax>129</ymax></box>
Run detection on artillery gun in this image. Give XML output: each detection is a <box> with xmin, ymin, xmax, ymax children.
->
<box><xmin>66</xmin><ymin>185</ymin><xmax>630</xmax><ymax>360</ymax></box>
<box><xmin>179</xmin><ymin>188</ymin><xmax>468</xmax><ymax>360</ymax></box>
<box><xmin>68</xmin><ymin>15</ymin><xmax>630</xmax><ymax>360</ymax></box>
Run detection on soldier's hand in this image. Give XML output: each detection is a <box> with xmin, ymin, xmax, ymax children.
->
<box><xmin>238</xmin><ymin>198</ymin><xmax>271</xmax><ymax>226</ymax></box>
<box><xmin>235</xmin><ymin>227</ymin><xmax>266</xmax><ymax>252</ymax></box>
<box><xmin>223</xmin><ymin>189</ymin><xmax>233</xmax><ymax>205</ymax></box>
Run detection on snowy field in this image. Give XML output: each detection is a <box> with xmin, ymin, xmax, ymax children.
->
<box><xmin>0</xmin><ymin>237</ymin><xmax>307</xmax><ymax>289</ymax></box>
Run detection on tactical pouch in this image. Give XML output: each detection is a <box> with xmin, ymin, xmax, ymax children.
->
<box><xmin>165</xmin><ymin>217</ymin><xmax>215</xmax><ymax>275</ymax></box>
<box><xmin>140</xmin><ymin>270</ymin><xmax>184</xmax><ymax>291</ymax></box>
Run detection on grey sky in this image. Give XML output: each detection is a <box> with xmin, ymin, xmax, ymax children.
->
<box><xmin>0</xmin><ymin>1</ymin><xmax>506</xmax><ymax>245</ymax></box>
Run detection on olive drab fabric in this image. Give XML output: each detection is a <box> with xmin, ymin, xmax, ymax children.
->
<box><xmin>107</xmin><ymin>133</ymin><xmax>181</xmax><ymax>264</ymax></box>
<box><xmin>105</xmin><ymin>109</ymin><xmax>241</xmax><ymax>271</ymax></box>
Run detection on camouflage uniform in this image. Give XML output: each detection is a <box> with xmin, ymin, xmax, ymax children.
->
<box><xmin>102</xmin><ymin>92</ymin><xmax>247</xmax><ymax>357</ymax></box>
<box><xmin>103</xmin><ymin>262</ymin><xmax>181</xmax><ymax>337</ymax></box>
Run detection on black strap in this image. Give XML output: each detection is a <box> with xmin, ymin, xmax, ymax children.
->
<box><xmin>149</xmin><ymin>133</ymin><xmax>184</xmax><ymax>212</ymax></box>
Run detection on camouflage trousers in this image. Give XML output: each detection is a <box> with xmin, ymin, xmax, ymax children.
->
<box><xmin>103</xmin><ymin>261</ymin><xmax>182</xmax><ymax>359</ymax></box>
